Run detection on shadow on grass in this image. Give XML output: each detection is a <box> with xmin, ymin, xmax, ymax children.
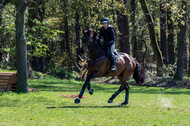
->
<box><xmin>30</xmin><ymin>83</ymin><xmax>190</xmax><ymax>95</ymax></box>
<box><xmin>29</xmin><ymin>79</ymin><xmax>190</xmax><ymax>95</ymax></box>
<box><xmin>130</xmin><ymin>86</ymin><xmax>190</xmax><ymax>95</ymax></box>
<box><xmin>46</xmin><ymin>105</ymin><xmax>129</xmax><ymax>109</ymax></box>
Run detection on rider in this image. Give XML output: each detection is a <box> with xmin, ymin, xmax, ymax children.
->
<box><xmin>98</xmin><ymin>17</ymin><xmax>117</xmax><ymax>72</ymax></box>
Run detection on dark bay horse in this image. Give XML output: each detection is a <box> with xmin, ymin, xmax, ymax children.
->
<box><xmin>74</xmin><ymin>29</ymin><xmax>144</xmax><ymax>105</ymax></box>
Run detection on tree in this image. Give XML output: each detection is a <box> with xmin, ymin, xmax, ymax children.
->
<box><xmin>188</xmin><ymin>31</ymin><xmax>190</xmax><ymax>76</ymax></box>
<box><xmin>130</xmin><ymin>0</ymin><xmax>137</xmax><ymax>57</ymax></box>
<box><xmin>0</xmin><ymin>0</ymin><xmax>4</xmax><ymax>61</ymax></box>
<box><xmin>75</xmin><ymin>10</ymin><xmax>80</xmax><ymax>63</ymax></box>
<box><xmin>160</xmin><ymin>0</ymin><xmax>167</xmax><ymax>65</ymax></box>
<box><xmin>0</xmin><ymin>0</ymin><xmax>9</xmax><ymax>61</ymax></box>
<box><xmin>189</xmin><ymin>4</ymin><xmax>190</xmax><ymax>76</ymax></box>
<box><xmin>139</xmin><ymin>0</ymin><xmax>163</xmax><ymax>75</ymax></box>
<box><xmin>61</xmin><ymin>0</ymin><xmax>73</xmax><ymax>72</ymax></box>
<box><xmin>117</xmin><ymin>0</ymin><xmax>130</xmax><ymax>54</ymax></box>
<box><xmin>173</xmin><ymin>1</ymin><xmax>187</xmax><ymax>80</ymax></box>
<box><xmin>15</xmin><ymin>0</ymin><xmax>28</xmax><ymax>93</ymax></box>
<box><xmin>167</xmin><ymin>1</ymin><xmax>175</xmax><ymax>65</ymax></box>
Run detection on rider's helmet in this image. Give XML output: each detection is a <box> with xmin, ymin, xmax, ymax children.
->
<box><xmin>101</xmin><ymin>17</ymin><xmax>110</xmax><ymax>23</ymax></box>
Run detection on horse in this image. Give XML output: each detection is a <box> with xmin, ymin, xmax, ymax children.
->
<box><xmin>74</xmin><ymin>29</ymin><xmax>144</xmax><ymax>105</ymax></box>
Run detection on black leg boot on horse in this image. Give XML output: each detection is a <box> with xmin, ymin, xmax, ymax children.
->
<box><xmin>87</xmin><ymin>82</ymin><xmax>93</xmax><ymax>95</ymax></box>
<box><xmin>121</xmin><ymin>85</ymin><xmax>130</xmax><ymax>106</ymax></box>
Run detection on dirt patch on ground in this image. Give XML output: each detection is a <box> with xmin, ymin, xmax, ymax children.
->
<box><xmin>60</xmin><ymin>94</ymin><xmax>87</xmax><ymax>99</ymax></box>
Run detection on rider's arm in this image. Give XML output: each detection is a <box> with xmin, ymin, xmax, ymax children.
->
<box><xmin>108</xmin><ymin>28</ymin><xmax>115</xmax><ymax>45</ymax></box>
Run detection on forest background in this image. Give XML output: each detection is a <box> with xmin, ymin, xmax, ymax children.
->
<box><xmin>0</xmin><ymin>0</ymin><xmax>190</xmax><ymax>92</ymax></box>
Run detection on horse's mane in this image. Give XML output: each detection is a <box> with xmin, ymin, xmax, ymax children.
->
<box><xmin>85</xmin><ymin>29</ymin><xmax>106</xmax><ymax>60</ymax></box>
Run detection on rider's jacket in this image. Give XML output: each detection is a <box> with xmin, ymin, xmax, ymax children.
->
<box><xmin>98</xmin><ymin>26</ymin><xmax>115</xmax><ymax>47</ymax></box>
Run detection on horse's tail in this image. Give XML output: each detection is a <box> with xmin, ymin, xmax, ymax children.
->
<box><xmin>133</xmin><ymin>59</ymin><xmax>144</xmax><ymax>85</ymax></box>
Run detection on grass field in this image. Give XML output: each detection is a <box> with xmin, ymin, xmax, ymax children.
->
<box><xmin>0</xmin><ymin>76</ymin><xmax>190</xmax><ymax>126</ymax></box>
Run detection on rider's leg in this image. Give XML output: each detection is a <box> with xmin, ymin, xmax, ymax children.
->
<box><xmin>107</xmin><ymin>44</ymin><xmax>117</xmax><ymax>71</ymax></box>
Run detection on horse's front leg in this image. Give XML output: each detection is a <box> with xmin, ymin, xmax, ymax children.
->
<box><xmin>87</xmin><ymin>81</ymin><xmax>93</xmax><ymax>95</ymax></box>
<box><xmin>74</xmin><ymin>73</ymin><xmax>97</xmax><ymax>104</ymax></box>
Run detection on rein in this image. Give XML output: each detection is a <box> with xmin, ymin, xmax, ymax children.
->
<box><xmin>87</xmin><ymin>38</ymin><xmax>108</xmax><ymax>65</ymax></box>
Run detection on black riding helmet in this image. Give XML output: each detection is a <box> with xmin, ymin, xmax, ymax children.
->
<box><xmin>101</xmin><ymin>17</ymin><xmax>110</xmax><ymax>23</ymax></box>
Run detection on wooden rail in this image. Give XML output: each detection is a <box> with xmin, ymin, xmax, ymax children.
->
<box><xmin>0</xmin><ymin>72</ymin><xmax>17</xmax><ymax>92</ymax></box>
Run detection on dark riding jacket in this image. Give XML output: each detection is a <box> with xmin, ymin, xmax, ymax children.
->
<box><xmin>98</xmin><ymin>26</ymin><xmax>115</xmax><ymax>47</ymax></box>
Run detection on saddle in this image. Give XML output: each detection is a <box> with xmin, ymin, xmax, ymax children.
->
<box><xmin>104</xmin><ymin>49</ymin><xmax>120</xmax><ymax>63</ymax></box>
<box><xmin>103</xmin><ymin>52</ymin><xmax>120</xmax><ymax>76</ymax></box>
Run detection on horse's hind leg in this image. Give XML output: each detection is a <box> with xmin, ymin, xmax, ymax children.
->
<box><xmin>111</xmin><ymin>72</ymin><xmax>130</xmax><ymax>105</ymax></box>
<box><xmin>121</xmin><ymin>84</ymin><xmax>130</xmax><ymax>106</ymax></box>
<box><xmin>108</xmin><ymin>74</ymin><xmax>127</xmax><ymax>103</ymax></box>
<box><xmin>108</xmin><ymin>85</ymin><xmax>125</xmax><ymax>103</ymax></box>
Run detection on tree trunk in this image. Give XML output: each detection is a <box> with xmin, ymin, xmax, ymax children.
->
<box><xmin>60</xmin><ymin>2</ymin><xmax>65</xmax><ymax>52</ymax></box>
<box><xmin>64</xmin><ymin>16</ymin><xmax>71</xmax><ymax>57</ymax></box>
<box><xmin>116</xmin><ymin>10</ymin><xmax>123</xmax><ymax>49</ymax></box>
<box><xmin>75</xmin><ymin>11</ymin><xmax>80</xmax><ymax>62</ymax></box>
<box><xmin>123</xmin><ymin>14</ymin><xmax>130</xmax><ymax>54</ymax></box>
<box><xmin>139</xmin><ymin>0</ymin><xmax>163</xmax><ymax>75</ymax></box>
<box><xmin>38</xmin><ymin>0</ymin><xmax>45</xmax><ymax>73</ymax></box>
<box><xmin>60</xmin><ymin>23</ymin><xmax>65</xmax><ymax>52</ymax></box>
<box><xmin>189</xmin><ymin>28</ymin><xmax>190</xmax><ymax>76</ymax></box>
<box><xmin>39</xmin><ymin>56</ymin><xmax>45</xmax><ymax>73</ymax></box>
<box><xmin>0</xmin><ymin>0</ymin><xmax>4</xmax><ymax>61</ymax></box>
<box><xmin>167</xmin><ymin>3</ymin><xmax>175</xmax><ymax>65</ymax></box>
<box><xmin>15</xmin><ymin>0</ymin><xmax>28</xmax><ymax>93</ymax></box>
<box><xmin>160</xmin><ymin>0</ymin><xmax>167</xmax><ymax>65</ymax></box>
<box><xmin>117</xmin><ymin>0</ymin><xmax>130</xmax><ymax>54</ymax></box>
<box><xmin>189</xmin><ymin>5</ymin><xmax>190</xmax><ymax>76</ymax></box>
<box><xmin>62</xmin><ymin>0</ymin><xmax>72</xmax><ymax>72</ymax></box>
<box><xmin>174</xmin><ymin>1</ymin><xmax>187</xmax><ymax>80</ymax></box>
<box><xmin>130</xmin><ymin>0</ymin><xmax>137</xmax><ymax>57</ymax></box>
<box><xmin>0</xmin><ymin>0</ymin><xmax>8</xmax><ymax>62</ymax></box>
<box><xmin>112</xmin><ymin>0</ymin><xmax>115</xmax><ymax>23</ymax></box>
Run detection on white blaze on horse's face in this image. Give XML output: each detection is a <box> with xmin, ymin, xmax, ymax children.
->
<box><xmin>90</xmin><ymin>32</ymin><xmax>94</xmax><ymax>37</ymax></box>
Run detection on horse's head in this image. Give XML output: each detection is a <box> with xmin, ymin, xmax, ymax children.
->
<box><xmin>81</xmin><ymin>29</ymin><xmax>97</xmax><ymax>52</ymax></box>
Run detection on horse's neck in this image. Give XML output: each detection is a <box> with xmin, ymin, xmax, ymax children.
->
<box><xmin>89</xmin><ymin>45</ymin><xmax>105</xmax><ymax>62</ymax></box>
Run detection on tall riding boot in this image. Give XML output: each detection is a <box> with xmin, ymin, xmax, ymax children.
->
<box><xmin>110</xmin><ymin>54</ymin><xmax>117</xmax><ymax>71</ymax></box>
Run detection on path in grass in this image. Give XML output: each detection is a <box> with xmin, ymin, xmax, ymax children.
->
<box><xmin>0</xmin><ymin>77</ymin><xmax>190</xmax><ymax>125</ymax></box>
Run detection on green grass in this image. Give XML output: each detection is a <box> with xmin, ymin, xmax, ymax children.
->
<box><xmin>0</xmin><ymin>68</ymin><xmax>16</xmax><ymax>72</ymax></box>
<box><xmin>0</xmin><ymin>77</ymin><xmax>190</xmax><ymax>126</ymax></box>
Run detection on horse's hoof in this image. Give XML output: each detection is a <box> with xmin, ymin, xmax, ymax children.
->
<box><xmin>74</xmin><ymin>97</ymin><xmax>80</xmax><ymax>104</ymax></box>
<box><xmin>108</xmin><ymin>99</ymin><xmax>113</xmax><ymax>103</ymax></box>
<box><xmin>120</xmin><ymin>102</ymin><xmax>128</xmax><ymax>106</ymax></box>
<box><xmin>88</xmin><ymin>88</ymin><xmax>93</xmax><ymax>95</ymax></box>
